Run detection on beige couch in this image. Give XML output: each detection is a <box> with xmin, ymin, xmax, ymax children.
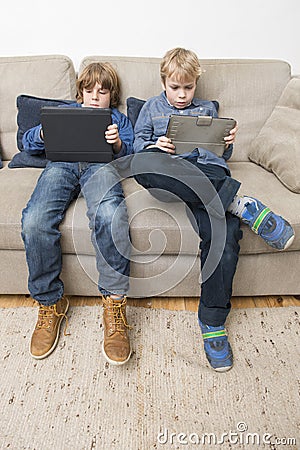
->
<box><xmin>0</xmin><ymin>54</ymin><xmax>299</xmax><ymax>298</ymax></box>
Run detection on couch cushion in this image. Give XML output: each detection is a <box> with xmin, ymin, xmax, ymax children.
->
<box><xmin>16</xmin><ymin>95</ymin><xmax>75</xmax><ymax>151</ymax></box>
<box><xmin>126</xmin><ymin>97</ymin><xmax>146</xmax><ymax>127</ymax></box>
<box><xmin>8</xmin><ymin>95</ymin><xmax>74</xmax><ymax>168</ymax></box>
<box><xmin>248</xmin><ymin>78</ymin><xmax>300</xmax><ymax>193</ymax></box>
<box><xmin>8</xmin><ymin>151</ymin><xmax>48</xmax><ymax>169</ymax></box>
<box><xmin>1</xmin><ymin>161</ymin><xmax>299</xmax><ymax>258</ymax></box>
<box><xmin>70</xmin><ymin>164</ymin><xmax>300</xmax><ymax>256</ymax></box>
<box><xmin>0</xmin><ymin>163</ymin><xmax>199</xmax><ymax>256</ymax></box>
<box><xmin>0</xmin><ymin>164</ymin><xmax>42</xmax><ymax>250</ymax></box>
<box><xmin>0</xmin><ymin>55</ymin><xmax>76</xmax><ymax>161</ymax></box>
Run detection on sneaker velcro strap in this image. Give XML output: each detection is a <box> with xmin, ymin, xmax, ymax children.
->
<box><xmin>202</xmin><ymin>330</ymin><xmax>227</xmax><ymax>340</ymax></box>
<box><xmin>251</xmin><ymin>207</ymin><xmax>270</xmax><ymax>234</ymax></box>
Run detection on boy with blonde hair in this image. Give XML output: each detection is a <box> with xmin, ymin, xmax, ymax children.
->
<box><xmin>132</xmin><ymin>48</ymin><xmax>294</xmax><ymax>371</ymax></box>
<box><xmin>22</xmin><ymin>62</ymin><xmax>133</xmax><ymax>365</ymax></box>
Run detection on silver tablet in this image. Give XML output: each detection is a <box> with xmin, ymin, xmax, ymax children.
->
<box><xmin>166</xmin><ymin>115</ymin><xmax>236</xmax><ymax>156</ymax></box>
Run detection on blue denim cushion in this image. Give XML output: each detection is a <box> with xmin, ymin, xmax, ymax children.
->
<box><xmin>126</xmin><ymin>97</ymin><xmax>146</xmax><ymax>128</ymax></box>
<box><xmin>8</xmin><ymin>151</ymin><xmax>48</xmax><ymax>168</ymax></box>
<box><xmin>9</xmin><ymin>95</ymin><xmax>74</xmax><ymax>168</ymax></box>
<box><xmin>126</xmin><ymin>96</ymin><xmax>219</xmax><ymax>128</ymax></box>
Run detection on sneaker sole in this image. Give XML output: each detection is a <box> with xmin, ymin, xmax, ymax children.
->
<box><xmin>101</xmin><ymin>341</ymin><xmax>132</xmax><ymax>366</ymax></box>
<box><xmin>214</xmin><ymin>364</ymin><xmax>233</xmax><ymax>373</ymax></box>
<box><xmin>281</xmin><ymin>233</ymin><xmax>295</xmax><ymax>251</ymax></box>
<box><xmin>30</xmin><ymin>299</ymin><xmax>69</xmax><ymax>360</ymax></box>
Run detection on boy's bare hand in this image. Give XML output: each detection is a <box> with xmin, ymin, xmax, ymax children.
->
<box><xmin>105</xmin><ymin>123</ymin><xmax>119</xmax><ymax>144</ymax></box>
<box><xmin>105</xmin><ymin>123</ymin><xmax>122</xmax><ymax>152</ymax></box>
<box><xmin>224</xmin><ymin>123</ymin><xmax>238</xmax><ymax>147</ymax></box>
<box><xmin>155</xmin><ymin>136</ymin><xmax>175</xmax><ymax>153</ymax></box>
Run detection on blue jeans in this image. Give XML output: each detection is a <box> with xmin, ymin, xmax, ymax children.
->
<box><xmin>132</xmin><ymin>150</ymin><xmax>243</xmax><ymax>326</ymax></box>
<box><xmin>21</xmin><ymin>161</ymin><xmax>130</xmax><ymax>306</ymax></box>
<box><xmin>189</xmin><ymin>205</ymin><xmax>242</xmax><ymax>325</ymax></box>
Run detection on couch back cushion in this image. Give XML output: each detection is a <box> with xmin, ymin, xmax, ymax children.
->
<box><xmin>80</xmin><ymin>56</ymin><xmax>291</xmax><ymax>162</ymax></box>
<box><xmin>0</xmin><ymin>55</ymin><xmax>76</xmax><ymax>161</ymax></box>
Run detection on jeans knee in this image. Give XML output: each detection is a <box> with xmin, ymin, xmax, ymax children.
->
<box><xmin>200</xmin><ymin>214</ymin><xmax>242</xmax><ymax>264</ymax></box>
<box><xmin>91</xmin><ymin>196</ymin><xmax>128</xmax><ymax>231</ymax></box>
<box><xmin>222</xmin><ymin>243</ymin><xmax>239</xmax><ymax>268</ymax></box>
<box><xmin>226</xmin><ymin>215</ymin><xmax>243</xmax><ymax>249</ymax></box>
<box><xmin>22</xmin><ymin>205</ymin><xmax>59</xmax><ymax>240</ymax></box>
<box><xmin>22</xmin><ymin>207</ymin><xmax>37</xmax><ymax>237</ymax></box>
<box><xmin>221</xmin><ymin>218</ymin><xmax>242</xmax><ymax>267</ymax></box>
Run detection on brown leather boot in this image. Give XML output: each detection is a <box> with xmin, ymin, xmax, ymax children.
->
<box><xmin>102</xmin><ymin>296</ymin><xmax>132</xmax><ymax>365</ymax></box>
<box><xmin>30</xmin><ymin>296</ymin><xmax>69</xmax><ymax>360</ymax></box>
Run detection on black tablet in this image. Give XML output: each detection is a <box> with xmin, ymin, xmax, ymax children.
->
<box><xmin>41</xmin><ymin>106</ymin><xmax>112</xmax><ymax>163</ymax></box>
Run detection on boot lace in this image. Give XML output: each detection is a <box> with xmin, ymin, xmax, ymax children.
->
<box><xmin>36</xmin><ymin>303</ymin><xmax>70</xmax><ymax>336</ymax></box>
<box><xmin>102</xmin><ymin>296</ymin><xmax>132</xmax><ymax>333</ymax></box>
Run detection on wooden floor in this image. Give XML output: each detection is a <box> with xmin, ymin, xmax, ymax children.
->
<box><xmin>0</xmin><ymin>294</ymin><xmax>299</xmax><ymax>311</ymax></box>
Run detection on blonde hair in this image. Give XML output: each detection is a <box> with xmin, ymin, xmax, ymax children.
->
<box><xmin>76</xmin><ymin>62</ymin><xmax>121</xmax><ymax>108</ymax></box>
<box><xmin>160</xmin><ymin>47</ymin><xmax>202</xmax><ymax>85</ymax></box>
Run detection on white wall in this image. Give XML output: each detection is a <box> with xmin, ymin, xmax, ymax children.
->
<box><xmin>1</xmin><ymin>0</ymin><xmax>300</xmax><ymax>74</ymax></box>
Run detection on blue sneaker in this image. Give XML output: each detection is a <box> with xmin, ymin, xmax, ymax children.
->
<box><xmin>198</xmin><ymin>320</ymin><xmax>233</xmax><ymax>372</ymax></box>
<box><xmin>233</xmin><ymin>196</ymin><xmax>294</xmax><ymax>250</ymax></box>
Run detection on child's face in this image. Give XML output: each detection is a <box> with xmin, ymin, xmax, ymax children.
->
<box><xmin>83</xmin><ymin>82</ymin><xmax>111</xmax><ymax>108</ymax></box>
<box><xmin>163</xmin><ymin>75</ymin><xmax>197</xmax><ymax>109</ymax></box>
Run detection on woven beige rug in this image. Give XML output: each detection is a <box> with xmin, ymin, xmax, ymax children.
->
<box><xmin>0</xmin><ymin>305</ymin><xmax>299</xmax><ymax>450</ymax></box>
